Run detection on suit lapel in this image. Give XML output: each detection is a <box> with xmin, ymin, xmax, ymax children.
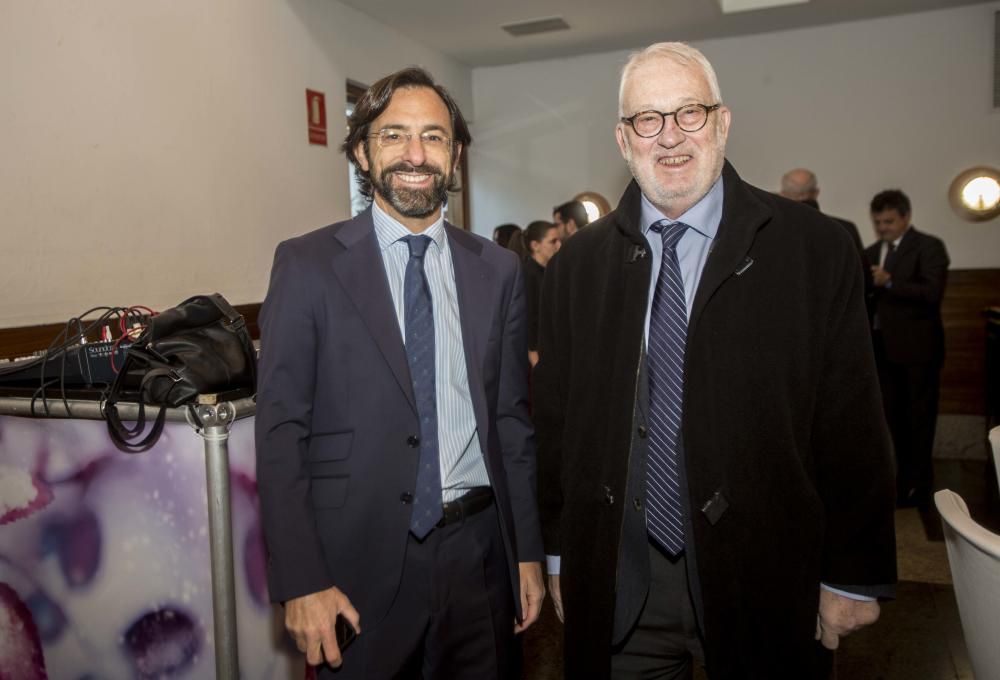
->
<box><xmin>446</xmin><ymin>224</ymin><xmax>493</xmax><ymax>440</ymax></box>
<box><xmin>689</xmin><ymin>163</ymin><xmax>771</xmax><ymax>336</ymax></box>
<box><xmin>330</xmin><ymin>210</ymin><xmax>416</xmax><ymax>413</ymax></box>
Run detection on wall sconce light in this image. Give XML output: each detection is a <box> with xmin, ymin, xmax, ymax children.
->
<box><xmin>949</xmin><ymin>166</ymin><xmax>1000</xmax><ymax>222</ymax></box>
<box><xmin>573</xmin><ymin>191</ymin><xmax>612</xmax><ymax>223</ymax></box>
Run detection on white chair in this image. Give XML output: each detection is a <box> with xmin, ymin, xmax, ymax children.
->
<box><xmin>934</xmin><ymin>489</ymin><xmax>1000</xmax><ymax>679</ymax></box>
<box><xmin>989</xmin><ymin>425</ymin><xmax>1000</xmax><ymax>493</ymax></box>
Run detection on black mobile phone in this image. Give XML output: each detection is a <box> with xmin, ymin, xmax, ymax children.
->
<box><xmin>335</xmin><ymin>614</ymin><xmax>358</xmax><ymax>651</ymax></box>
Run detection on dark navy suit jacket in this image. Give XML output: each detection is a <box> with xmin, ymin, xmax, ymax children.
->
<box><xmin>255</xmin><ymin>208</ymin><xmax>543</xmax><ymax>624</ymax></box>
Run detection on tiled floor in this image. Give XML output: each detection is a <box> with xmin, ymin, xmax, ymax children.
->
<box><xmin>522</xmin><ymin>458</ymin><xmax>1000</xmax><ymax>679</ymax></box>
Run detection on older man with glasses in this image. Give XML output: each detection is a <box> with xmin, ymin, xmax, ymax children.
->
<box><xmin>533</xmin><ymin>42</ymin><xmax>896</xmax><ymax>679</ymax></box>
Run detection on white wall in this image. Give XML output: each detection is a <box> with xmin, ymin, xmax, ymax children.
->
<box><xmin>0</xmin><ymin>0</ymin><xmax>471</xmax><ymax>327</ymax></box>
<box><xmin>468</xmin><ymin>3</ymin><xmax>1000</xmax><ymax>269</ymax></box>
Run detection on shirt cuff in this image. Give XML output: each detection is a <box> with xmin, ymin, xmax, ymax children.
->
<box><xmin>821</xmin><ymin>583</ymin><xmax>876</xmax><ymax>602</ymax></box>
<box><xmin>546</xmin><ymin>555</ymin><xmax>561</xmax><ymax>575</ymax></box>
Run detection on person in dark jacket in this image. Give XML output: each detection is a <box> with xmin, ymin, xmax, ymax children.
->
<box><xmin>533</xmin><ymin>42</ymin><xmax>896</xmax><ymax>680</ymax></box>
<box><xmin>522</xmin><ymin>220</ymin><xmax>561</xmax><ymax>366</ymax></box>
<box><xmin>865</xmin><ymin>189</ymin><xmax>949</xmax><ymax>508</ymax></box>
<box><xmin>780</xmin><ymin>167</ymin><xmax>873</xmax><ymax>298</ymax></box>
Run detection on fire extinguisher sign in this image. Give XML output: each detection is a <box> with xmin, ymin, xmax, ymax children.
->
<box><xmin>306</xmin><ymin>89</ymin><xmax>327</xmax><ymax>146</ymax></box>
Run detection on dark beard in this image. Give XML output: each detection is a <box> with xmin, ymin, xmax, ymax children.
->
<box><xmin>372</xmin><ymin>162</ymin><xmax>451</xmax><ymax>218</ymax></box>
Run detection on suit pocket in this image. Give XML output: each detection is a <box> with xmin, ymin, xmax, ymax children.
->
<box><xmin>308</xmin><ymin>431</ymin><xmax>353</xmax><ymax>462</ymax></box>
<box><xmin>311</xmin><ymin>475</ymin><xmax>349</xmax><ymax>509</ymax></box>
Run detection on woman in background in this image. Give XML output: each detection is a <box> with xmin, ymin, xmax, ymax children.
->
<box><xmin>493</xmin><ymin>223</ymin><xmax>521</xmax><ymax>250</ymax></box>
<box><xmin>522</xmin><ymin>220</ymin><xmax>561</xmax><ymax>367</ymax></box>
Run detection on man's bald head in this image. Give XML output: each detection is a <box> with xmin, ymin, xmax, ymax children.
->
<box><xmin>780</xmin><ymin>168</ymin><xmax>819</xmax><ymax>202</ymax></box>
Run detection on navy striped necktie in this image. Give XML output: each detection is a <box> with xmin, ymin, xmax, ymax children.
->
<box><xmin>403</xmin><ymin>234</ymin><xmax>442</xmax><ymax>538</ymax></box>
<box><xmin>646</xmin><ymin>220</ymin><xmax>689</xmax><ymax>555</ymax></box>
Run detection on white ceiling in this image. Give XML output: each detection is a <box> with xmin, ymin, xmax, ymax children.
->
<box><xmin>336</xmin><ymin>0</ymin><xmax>992</xmax><ymax>67</ymax></box>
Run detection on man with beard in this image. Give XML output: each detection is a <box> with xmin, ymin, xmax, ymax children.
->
<box><xmin>255</xmin><ymin>67</ymin><xmax>544</xmax><ymax>679</ymax></box>
<box><xmin>534</xmin><ymin>43</ymin><xmax>895</xmax><ymax>678</ymax></box>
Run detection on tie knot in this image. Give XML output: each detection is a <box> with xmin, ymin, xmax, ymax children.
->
<box><xmin>650</xmin><ymin>220</ymin><xmax>688</xmax><ymax>250</ymax></box>
<box><xmin>403</xmin><ymin>234</ymin><xmax>432</xmax><ymax>259</ymax></box>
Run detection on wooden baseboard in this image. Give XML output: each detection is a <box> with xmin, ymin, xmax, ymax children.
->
<box><xmin>0</xmin><ymin>303</ymin><xmax>260</xmax><ymax>361</ymax></box>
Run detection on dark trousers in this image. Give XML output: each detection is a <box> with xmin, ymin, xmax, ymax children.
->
<box><xmin>874</xmin><ymin>336</ymin><xmax>941</xmax><ymax>504</ymax></box>
<box><xmin>611</xmin><ymin>544</ymin><xmax>705</xmax><ymax>680</ymax></box>
<box><xmin>322</xmin><ymin>503</ymin><xmax>517</xmax><ymax>680</ymax></box>
<box><xmin>609</xmin><ymin>543</ymin><xmax>834</xmax><ymax>679</ymax></box>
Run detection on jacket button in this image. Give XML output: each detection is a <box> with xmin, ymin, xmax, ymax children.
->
<box><xmin>633</xmin><ymin>497</ymin><xmax>642</xmax><ymax>510</ymax></box>
<box><xmin>637</xmin><ymin>425</ymin><xmax>647</xmax><ymax>438</ymax></box>
<box><xmin>400</xmin><ymin>492</ymin><xmax>413</xmax><ymax>504</ymax></box>
<box><xmin>407</xmin><ymin>435</ymin><xmax>420</xmax><ymax>447</ymax></box>
<box><xmin>604</xmin><ymin>486</ymin><xmax>615</xmax><ymax>505</ymax></box>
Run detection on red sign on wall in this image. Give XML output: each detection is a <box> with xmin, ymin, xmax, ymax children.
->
<box><xmin>306</xmin><ymin>89</ymin><xmax>327</xmax><ymax>146</ymax></box>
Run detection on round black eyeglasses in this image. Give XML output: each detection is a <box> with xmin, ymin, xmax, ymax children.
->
<box><xmin>620</xmin><ymin>103</ymin><xmax>721</xmax><ymax>137</ymax></box>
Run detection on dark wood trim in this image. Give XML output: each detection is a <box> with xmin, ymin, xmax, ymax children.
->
<box><xmin>940</xmin><ymin>268</ymin><xmax>1000</xmax><ymax>415</ymax></box>
<box><xmin>460</xmin><ymin>150</ymin><xmax>471</xmax><ymax>230</ymax></box>
<box><xmin>0</xmin><ymin>303</ymin><xmax>262</xmax><ymax>361</ymax></box>
<box><xmin>346</xmin><ymin>80</ymin><xmax>367</xmax><ymax>105</ymax></box>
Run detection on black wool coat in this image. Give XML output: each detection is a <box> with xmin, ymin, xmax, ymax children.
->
<box><xmin>533</xmin><ymin>162</ymin><xmax>897</xmax><ymax>679</ymax></box>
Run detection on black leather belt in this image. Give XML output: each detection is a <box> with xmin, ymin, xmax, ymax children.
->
<box><xmin>438</xmin><ymin>487</ymin><xmax>493</xmax><ymax>527</ymax></box>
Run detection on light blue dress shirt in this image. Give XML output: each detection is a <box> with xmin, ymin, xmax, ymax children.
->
<box><xmin>371</xmin><ymin>202</ymin><xmax>490</xmax><ymax>502</ymax></box>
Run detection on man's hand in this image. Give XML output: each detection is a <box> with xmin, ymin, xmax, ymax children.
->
<box><xmin>871</xmin><ymin>265</ymin><xmax>892</xmax><ymax>287</ymax></box>
<box><xmin>548</xmin><ymin>573</ymin><xmax>564</xmax><ymax>623</ymax></box>
<box><xmin>285</xmin><ymin>586</ymin><xmax>360</xmax><ymax>667</ymax></box>
<box><xmin>514</xmin><ymin>561</ymin><xmax>546</xmax><ymax>634</ymax></box>
<box><xmin>815</xmin><ymin>588</ymin><xmax>880</xmax><ymax>650</ymax></box>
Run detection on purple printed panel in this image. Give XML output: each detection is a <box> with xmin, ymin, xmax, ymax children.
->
<box><xmin>0</xmin><ymin>414</ymin><xmax>302</xmax><ymax>679</ymax></box>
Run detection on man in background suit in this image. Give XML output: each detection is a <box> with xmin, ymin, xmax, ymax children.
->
<box><xmin>255</xmin><ymin>67</ymin><xmax>544</xmax><ymax>679</ymax></box>
<box><xmin>552</xmin><ymin>200</ymin><xmax>590</xmax><ymax>241</ymax></box>
<box><xmin>780</xmin><ymin>167</ymin><xmax>872</xmax><ymax>296</ymax></box>
<box><xmin>866</xmin><ymin>189</ymin><xmax>950</xmax><ymax>508</ymax></box>
<box><xmin>534</xmin><ymin>42</ymin><xmax>896</xmax><ymax>679</ymax></box>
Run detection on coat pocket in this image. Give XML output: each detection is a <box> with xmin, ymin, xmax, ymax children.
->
<box><xmin>308</xmin><ymin>431</ymin><xmax>354</xmax><ymax>462</ymax></box>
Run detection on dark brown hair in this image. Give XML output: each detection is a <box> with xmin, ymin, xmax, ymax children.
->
<box><xmin>341</xmin><ymin>67</ymin><xmax>472</xmax><ymax>201</ymax></box>
<box><xmin>870</xmin><ymin>189</ymin><xmax>911</xmax><ymax>216</ymax></box>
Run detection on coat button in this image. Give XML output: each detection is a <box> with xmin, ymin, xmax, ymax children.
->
<box><xmin>633</xmin><ymin>497</ymin><xmax>642</xmax><ymax>510</ymax></box>
<box><xmin>407</xmin><ymin>435</ymin><xmax>420</xmax><ymax>447</ymax></box>
<box><xmin>604</xmin><ymin>486</ymin><xmax>615</xmax><ymax>505</ymax></box>
<box><xmin>400</xmin><ymin>492</ymin><xmax>413</xmax><ymax>504</ymax></box>
<box><xmin>637</xmin><ymin>425</ymin><xmax>647</xmax><ymax>438</ymax></box>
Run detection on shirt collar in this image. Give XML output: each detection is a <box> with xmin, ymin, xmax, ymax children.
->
<box><xmin>891</xmin><ymin>226</ymin><xmax>911</xmax><ymax>248</ymax></box>
<box><xmin>371</xmin><ymin>200</ymin><xmax>446</xmax><ymax>252</ymax></box>
<box><xmin>640</xmin><ymin>175</ymin><xmax>724</xmax><ymax>240</ymax></box>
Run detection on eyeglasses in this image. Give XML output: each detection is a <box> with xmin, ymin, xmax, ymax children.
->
<box><xmin>620</xmin><ymin>103</ymin><xmax>721</xmax><ymax>137</ymax></box>
<box><xmin>367</xmin><ymin>129</ymin><xmax>452</xmax><ymax>151</ymax></box>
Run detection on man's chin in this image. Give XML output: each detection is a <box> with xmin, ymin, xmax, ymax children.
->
<box><xmin>382</xmin><ymin>189</ymin><xmax>443</xmax><ymax>219</ymax></box>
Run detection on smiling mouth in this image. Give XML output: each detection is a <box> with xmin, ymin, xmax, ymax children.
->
<box><xmin>658</xmin><ymin>155</ymin><xmax>692</xmax><ymax>167</ymax></box>
<box><xmin>392</xmin><ymin>172</ymin><xmax>434</xmax><ymax>185</ymax></box>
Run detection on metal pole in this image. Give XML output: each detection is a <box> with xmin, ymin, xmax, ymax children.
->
<box><xmin>190</xmin><ymin>400</ymin><xmax>241</xmax><ymax>680</ymax></box>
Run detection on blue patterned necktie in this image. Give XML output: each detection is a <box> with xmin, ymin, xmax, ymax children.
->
<box><xmin>403</xmin><ymin>235</ymin><xmax>442</xmax><ymax>538</ymax></box>
<box><xmin>646</xmin><ymin>221</ymin><xmax>689</xmax><ymax>555</ymax></box>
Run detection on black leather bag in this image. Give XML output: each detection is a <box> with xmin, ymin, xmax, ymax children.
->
<box><xmin>105</xmin><ymin>293</ymin><xmax>256</xmax><ymax>452</ymax></box>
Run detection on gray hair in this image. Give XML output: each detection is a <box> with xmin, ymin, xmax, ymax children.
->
<box><xmin>618</xmin><ymin>42</ymin><xmax>723</xmax><ymax>117</ymax></box>
<box><xmin>780</xmin><ymin>168</ymin><xmax>818</xmax><ymax>200</ymax></box>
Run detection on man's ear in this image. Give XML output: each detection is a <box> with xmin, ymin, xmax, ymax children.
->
<box><xmin>451</xmin><ymin>143</ymin><xmax>463</xmax><ymax>174</ymax></box>
<box><xmin>355</xmin><ymin>140</ymin><xmax>370</xmax><ymax>172</ymax></box>
<box><xmin>615</xmin><ymin>124</ymin><xmax>629</xmax><ymax>161</ymax></box>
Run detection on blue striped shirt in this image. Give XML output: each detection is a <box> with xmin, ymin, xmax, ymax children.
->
<box><xmin>371</xmin><ymin>202</ymin><xmax>490</xmax><ymax>502</ymax></box>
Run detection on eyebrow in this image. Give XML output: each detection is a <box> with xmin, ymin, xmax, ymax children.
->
<box><xmin>375</xmin><ymin>123</ymin><xmax>450</xmax><ymax>133</ymax></box>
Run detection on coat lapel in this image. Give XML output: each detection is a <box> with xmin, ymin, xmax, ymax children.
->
<box><xmin>688</xmin><ymin>162</ymin><xmax>772</xmax><ymax>336</ymax></box>
<box><xmin>446</xmin><ymin>224</ymin><xmax>493</xmax><ymax>440</ymax></box>
<box><xmin>330</xmin><ymin>210</ymin><xmax>416</xmax><ymax>413</ymax></box>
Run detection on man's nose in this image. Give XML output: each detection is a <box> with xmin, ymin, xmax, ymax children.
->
<box><xmin>401</xmin><ymin>135</ymin><xmax>427</xmax><ymax>166</ymax></box>
<box><xmin>656</xmin><ymin>116</ymin><xmax>685</xmax><ymax>147</ymax></box>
